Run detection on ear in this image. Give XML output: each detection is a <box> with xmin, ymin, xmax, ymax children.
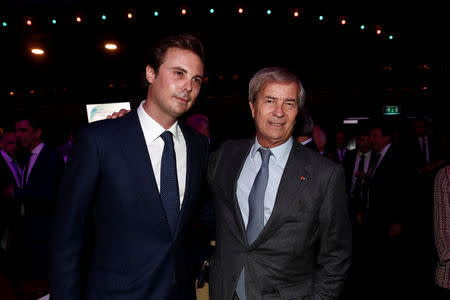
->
<box><xmin>249</xmin><ymin>101</ymin><xmax>256</xmax><ymax>119</ymax></box>
<box><xmin>145</xmin><ymin>65</ymin><xmax>156</xmax><ymax>84</ymax></box>
<box><xmin>35</xmin><ymin>128</ymin><xmax>42</xmax><ymax>140</ymax></box>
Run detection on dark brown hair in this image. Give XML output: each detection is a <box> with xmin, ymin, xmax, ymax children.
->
<box><xmin>148</xmin><ymin>33</ymin><xmax>205</xmax><ymax>75</ymax></box>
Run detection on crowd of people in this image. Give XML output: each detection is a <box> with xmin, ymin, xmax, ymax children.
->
<box><xmin>0</xmin><ymin>33</ymin><xmax>449</xmax><ymax>300</ymax></box>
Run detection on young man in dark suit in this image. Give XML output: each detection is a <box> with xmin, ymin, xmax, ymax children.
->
<box><xmin>208</xmin><ymin>67</ymin><xmax>351</xmax><ymax>300</ymax></box>
<box><xmin>50</xmin><ymin>34</ymin><xmax>210</xmax><ymax>300</ymax></box>
<box><xmin>14</xmin><ymin>118</ymin><xmax>64</xmax><ymax>282</ymax></box>
<box><xmin>358</xmin><ymin>122</ymin><xmax>413</xmax><ymax>299</ymax></box>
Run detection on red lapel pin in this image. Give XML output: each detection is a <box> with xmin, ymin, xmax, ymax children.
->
<box><xmin>300</xmin><ymin>176</ymin><xmax>306</xmax><ymax>181</ymax></box>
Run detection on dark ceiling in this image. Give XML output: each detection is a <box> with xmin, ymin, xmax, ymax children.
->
<box><xmin>0</xmin><ymin>1</ymin><xmax>447</xmax><ymax>139</ymax></box>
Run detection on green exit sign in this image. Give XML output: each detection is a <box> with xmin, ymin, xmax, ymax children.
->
<box><xmin>383</xmin><ymin>105</ymin><xmax>401</xmax><ymax>115</ymax></box>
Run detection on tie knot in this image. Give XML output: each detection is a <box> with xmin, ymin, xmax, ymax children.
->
<box><xmin>361</xmin><ymin>154</ymin><xmax>366</xmax><ymax>160</ymax></box>
<box><xmin>258</xmin><ymin>148</ymin><xmax>272</xmax><ymax>166</ymax></box>
<box><xmin>160</xmin><ymin>131</ymin><xmax>174</xmax><ymax>145</ymax></box>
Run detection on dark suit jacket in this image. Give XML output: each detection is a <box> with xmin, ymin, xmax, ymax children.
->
<box><xmin>13</xmin><ymin>144</ymin><xmax>64</xmax><ymax>278</ymax></box>
<box><xmin>50</xmin><ymin>110</ymin><xmax>209</xmax><ymax>300</ymax></box>
<box><xmin>364</xmin><ymin>145</ymin><xmax>411</xmax><ymax>232</ymax></box>
<box><xmin>14</xmin><ymin>144</ymin><xmax>64</xmax><ymax>217</ymax></box>
<box><xmin>208</xmin><ymin>138</ymin><xmax>352</xmax><ymax>300</ymax></box>
<box><xmin>302</xmin><ymin>139</ymin><xmax>319</xmax><ymax>152</ymax></box>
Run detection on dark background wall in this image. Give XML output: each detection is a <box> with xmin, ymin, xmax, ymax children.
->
<box><xmin>1</xmin><ymin>1</ymin><xmax>447</xmax><ymax>146</ymax></box>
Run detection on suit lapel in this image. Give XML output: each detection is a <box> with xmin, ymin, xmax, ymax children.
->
<box><xmin>249</xmin><ymin>141</ymin><xmax>311</xmax><ymax>249</ymax></box>
<box><xmin>25</xmin><ymin>145</ymin><xmax>46</xmax><ymax>187</ymax></box>
<box><xmin>229</xmin><ymin>139</ymin><xmax>254</xmax><ymax>243</ymax></box>
<box><xmin>116</xmin><ymin>110</ymin><xmax>162</xmax><ymax>218</ymax></box>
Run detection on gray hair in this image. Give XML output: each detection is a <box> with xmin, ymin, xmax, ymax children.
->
<box><xmin>248</xmin><ymin>67</ymin><xmax>305</xmax><ymax>110</ymax></box>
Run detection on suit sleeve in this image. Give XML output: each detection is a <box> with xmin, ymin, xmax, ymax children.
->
<box><xmin>49</xmin><ymin>126</ymin><xmax>100</xmax><ymax>300</ymax></box>
<box><xmin>313</xmin><ymin>164</ymin><xmax>352</xmax><ymax>299</ymax></box>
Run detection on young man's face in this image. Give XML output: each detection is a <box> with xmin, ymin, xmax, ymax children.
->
<box><xmin>1</xmin><ymin>132</ymin><xmax>17</xmax><ymax>157</ymax></box>
<box><xmin>370</xmin><ymin>128</ymin><xmax>390</xmax><ymax>152</ymax></box>
<box><xmin>15</xmin><ymin>120</ymin><xmax>41</xmax><ymax>151</ymax></box>
<box><xmin>145</xmin><ymin>48</ymin><xmax>204</xmax><ymax>128</ymax></box>
<box><xmin>250</xmin><ymin>81</ymin><xmax>299</xmax><ymax>148</ymax></box>
<box><xmin>356</xmin><ymin>135</ymin><xmax>371</xmax><ymax>154</ymax></box>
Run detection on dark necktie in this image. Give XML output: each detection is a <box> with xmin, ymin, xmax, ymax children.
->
<box><xmin>236</xmin><ymin>147</ymin><xmax>272</xmax><ymax>300</ymax></box>
<box><xmin>362</xmin><ymin>152</ymin><xmax>381</xmax><ymax>210</ymax></box>
<box><xmin>353</xmin><ymin>154</ymin><xmax>366</xmax><ymax>200</ymax></box>
<box><xmin>160</xmin><ymin>131</ymin><xmax>180</xmax><ymax>235</ymax></box>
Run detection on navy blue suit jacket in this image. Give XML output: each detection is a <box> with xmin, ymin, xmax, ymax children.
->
<box><xmin>50</xmin><ymin>110</ymin><xmax>209</xmax><ymax>300</ymax></box>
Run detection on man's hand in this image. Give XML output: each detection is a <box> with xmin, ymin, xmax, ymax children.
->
<box><xmin>106</xmin><ymin>109</ymin><xmax>130</xmax><ymax>119</ymax></box>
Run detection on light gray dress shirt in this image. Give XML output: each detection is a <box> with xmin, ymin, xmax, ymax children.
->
<box><xmin>237</xmin><ymin>137</ymin><xmax>293</xmax><ymax>228</ymax></box>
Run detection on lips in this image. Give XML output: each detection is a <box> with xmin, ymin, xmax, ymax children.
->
<box><xmin>268</xmin><ymin>121</ymin><xmax>285</xmax><ymax>127</ymax></box>
<box><xmin>174</xmin><ymin>92</ymin><xmax>191</xmax><ymax>103</ymax></box>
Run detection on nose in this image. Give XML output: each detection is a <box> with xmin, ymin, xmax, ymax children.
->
<box><xmin>273</xmin><ymin>102</ymin><xmax>285</xmax><ymax>117</ymax></box>
<box><xmin>182</xmin><ymin>79</ymin><xmax>193</xmax><ymax>93</ymax></box>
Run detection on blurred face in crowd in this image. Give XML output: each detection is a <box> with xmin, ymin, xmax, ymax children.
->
<box><xmin>250</xmin><ymin>81</ymin><xmax>299</xmax><ymax>148</ymax></box>
<box><xmin>335</xmin><ymin>131</ymin><xmax>346</xmax><ymax>149</ymax></box>
<box><xmin>15</xmin><ymin>120</ymin><xmax>42</xmax><ymax>151</ymax></box>
<box><xmin>1</xmin><ymin>132</ymin><xmax>17</xmax><ymax>158</ymax></box>
<box><xmin>356</xmin><ymin>135</ymin><xmax>371</xmax><ymax>154</ymax></box>
<box><xmin>186</xmin><ymin>114</ymin><xmax>210</xmax><ymax>139</ymax></box>
<box><xmin>413</xmin><ymin>120</ymin><xmax>427</xmax><ymax>137</ymax></box>
<box><xmin>144</xmin><ymin>47</ymin><xmax>204</xmax><ymax>129</ymax></box>
<box><xmin>370</xmin><ymin>128</ymin><xmax>390</xmax><ymax>152</ymax></box>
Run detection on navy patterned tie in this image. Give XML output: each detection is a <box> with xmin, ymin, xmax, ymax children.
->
<box><xmin>236</xmin><ymin>147</ymin><xmax>272</xmax><ymax>300</ymax></box>
<box><xmin>160</xmin><ymin>131</ymin><xmax>180</xmax><ymax>235</ymax></box>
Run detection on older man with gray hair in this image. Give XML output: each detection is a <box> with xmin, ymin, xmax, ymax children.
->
<box><xmin>208</xmin><ymin>67</ymin><xmax>351</xmax><ymax>300</ymax></box>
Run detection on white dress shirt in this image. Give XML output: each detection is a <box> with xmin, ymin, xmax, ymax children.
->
<box><xmin>418</xmin><ymin>135</ymin><xmax>430</xmax><ymax>165</ymax></box>
<box><xmin>350</xmin><ymin>150</ymin><xmax>371</xmax><ymax>195</ymax></box>
<box><xmin>137</xmin><ymin>101</ymin><xmax>187</xmax><ymax>208</ymax></box>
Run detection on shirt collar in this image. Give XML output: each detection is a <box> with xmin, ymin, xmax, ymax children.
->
<box><xmin>137</xmin><ymin>101</ymin><xmax>180</xmax><ymax>142</ymax></box>
<box><xmin>379</xmin><ymin>143</ymin><xmax>391</xmax><ymax>157</ymax></box>
<box><xmin>31</xmin><ymin>142</ymin><xmax>45</xmax><ymax>155</ymax></box>
<box><xmin>358</xmin><ymin>150</ymin><xmax>370</xmax><ymax>158</ymax></box>
<box><xmin>300</xmin><ymin>137</ymin><xmax>313</xmax><ymax>145</ymax></box>
<box><xmin>1</xmin><ymin>149</ymin><xmax>13</xmax><ymax>162</ymax></box>
<box><xmin>250</xmin><ymin>137</ymin><xmax>293</xmax><ymax>167</ymax></box>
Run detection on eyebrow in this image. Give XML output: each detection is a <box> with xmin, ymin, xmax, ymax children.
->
<box><xmin>171</xmin><ymin>66</ymin><xmax>204</xmax><ymax>79</ymax></box>
<box><xmin>264</xmin><ymin>95</ymin><xmax>297</xmax><ymax>102</ymax></box>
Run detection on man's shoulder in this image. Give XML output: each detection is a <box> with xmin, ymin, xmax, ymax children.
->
<box><xmin>293</xmin><ymin>142</ymin><xmax>341</xmax><ymax>172</ymax></box>
<box><xmin>80</xmin><ymin>110</ymin><xmax>137</xmax><ymax>137</ymax></box>
<box><xmin>213</xmin><ymin>138</ymin><xmax>253</xmax><ymax>159</ymax></box>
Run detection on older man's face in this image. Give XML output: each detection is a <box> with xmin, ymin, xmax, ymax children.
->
<box><xmin>249</xmin><ymin>81</ymin><xmax>299</xmax><ymax>148</ymax></box>
<box><xmin>1</xmin><ymin>132</ymin><xmax>17</xmax><ymax>158</ymax></box>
